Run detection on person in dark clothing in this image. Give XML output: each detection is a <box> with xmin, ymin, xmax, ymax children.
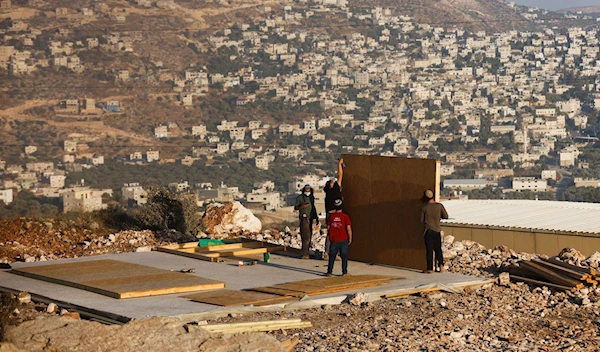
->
<box><xmin>420</xmin><ymin>189</ymin><xmax>449</xmax><ymax>273</ymax></box>
<box><xmin>326</xmin><ymin>199</ymin><xmax>352</xmax><ymax>276</ymax></box>
<box><xmin>323</xmin><ymin>158</ymin><xmax>344</xmax><ymax>260</ymax></box>
<box><xmin>294</xmin><ymin>184</ymin><xmax>319</xmax><ymax>259</ymax></box>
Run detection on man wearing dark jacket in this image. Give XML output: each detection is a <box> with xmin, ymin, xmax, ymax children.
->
<box><xmin>421</xmin><ymin>189</ymin><xmax>449</xmax><ymax>273</ymax></box>
<box><xmin>294</xmin><ymin>184</ymin><xmax>319</xmax><ymax>259</ymax></box>
<box><xmin>323</xmin><ymin>158</ymin><xmax>344</xmax><ymax>260</ymax></box>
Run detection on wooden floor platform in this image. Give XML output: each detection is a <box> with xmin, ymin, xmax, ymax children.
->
<box><xmin>184</xmin><ymin>289</ymin><xmax>299</xmax><ymax>307</ymax></box>
<box><xmin>11</xmin><ymin>259</ymin><xmax>225</xmax><ymax>299</ymax></box>
<box><xmin>156</xmin><ymin>241</ymin><xmax>286</xmax><ymax>262</ymax></box>
<box><xmin>248</xmin><ymin>274</ymin><xmax>402</xmax><ymax>297</ymax></box>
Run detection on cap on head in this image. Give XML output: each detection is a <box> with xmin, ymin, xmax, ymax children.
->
<box><xmin>304</xmin><ymin>184</ymin><xmax>311</xmax><ymax>190</ymax></box>
<box><xmin>424</xmin><ymin>190</ymin><xmax>434</xmax><ymax>199</ymax></box>
<box><xmin>334</xmin><ymin>198</ymin><xmax>343</xmax><ymax>210</ymax></box>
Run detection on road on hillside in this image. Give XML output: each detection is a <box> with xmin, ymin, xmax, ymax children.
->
<box><xmin>555</xmin><ymin>168</ymin><xmax>573</xmax><ymax>200</ymax></box>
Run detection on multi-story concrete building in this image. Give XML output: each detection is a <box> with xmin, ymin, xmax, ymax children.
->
<box><xmin>62</xmin><ymin>188</ymin><xmax>107</xmax><ymax>213</ymax></box>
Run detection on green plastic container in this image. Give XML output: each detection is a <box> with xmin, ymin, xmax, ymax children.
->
<box><xmin>263</xmin><ymin>252</ymin><xmax>271</xmax><ymax>263</ymax></box>
<box><xmin>198</xmin><ymin>239</ymin><xmax>226</xmax><ymax>247</ymax></box>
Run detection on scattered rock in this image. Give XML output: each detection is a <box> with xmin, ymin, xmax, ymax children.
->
<box><xmin>135</xmin><ymin>246</ymin><xmax>152</xmax><ymax>253</ymax></box>
<box><xmin>17</xmin><ymin>292</ymin><xmax>31</xmax><ymax>304</ymax></box>
<box><xmin>349</xmin><ymin>292</ymin><xmax>366</xmax><ymax>306</ymax></box>
<box><xmin>497</xmin><ymin>272</ymin><xmax>510</xmax><ymax>286</ymax></box>
<box><xmin>46</xmin><ymin>303</ymin><xmax>58</xmax><ymax>314</ymax></box>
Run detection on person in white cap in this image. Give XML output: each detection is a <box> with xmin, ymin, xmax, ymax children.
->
<box><xmin>421</xmin><ymin>189</ymin><xmax>449</xmax><ymax>273</ymax></box>
<box><xmin>294</xmin><ymin>184</ymin><xmax>318</xmax><ymax>259</ymax></box>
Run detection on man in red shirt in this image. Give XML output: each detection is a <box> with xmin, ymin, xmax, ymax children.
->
<box><xmin>326</xmin><ymin>199</ymin><xmax>352</xmax><ymax>276</ymax></box>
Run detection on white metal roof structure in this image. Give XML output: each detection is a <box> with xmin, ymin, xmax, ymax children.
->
<box><xmin>441</xmin><ymin>200</ymin><xmax>600</xmax><ymax>235</ymax></box>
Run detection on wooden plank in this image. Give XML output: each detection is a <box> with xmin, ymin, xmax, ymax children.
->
<box><xmin>11</xmin><ymin>260</ymin><xmax>225</xmax><ymax>299</ymax></box>
<box><xmin>280</xmin><ymin>275</ymin><xmax>398</xmax><ymax>289</ymax></box>
<box><xmin>383</xmin><ymin>287</ymin><xmax>441</xmax><ymax>299</ymax></box>
<box><xmin>510</xmin><ymin>275</ymin><xmax>576</xmax><ymax>292</ymax></box>
<box><xmin>247</xmin><ymin>287</ymin><xmax>308</xmax><ymax>298</ymax></box>
<box><xmin>532</xmin><ymin>259</ymin><xmax>589</xmax><ymax>280</ymax></box>
<box><xmin>520</xmin><ymin>261</ymin><xmax>582</xmax><ymax>288</ymax></box>
<box><xmin>156</xmin><ymin>247</ymin><xmax>221</xmax><ymax>262</ymax></box>
<box><xmin>184</xmin><ymin>289</ymin><xmax>298</xmax><ymax>307</ymax></box>
<box><xmin>158</xmin><ymin>242</ymin><xmax>200</xmax><ymax>250</ymax></box>
<box><xmin>506</xmin><ymin>266</ymin><xmax>546</xmax><ymax>281</ymax></box>
<box><xmin>249</xmin><ymin>275</ymin><xmax>399</xmax><ymax>297</ymax></box>
<box><xmin>203</xmin><ymin>319</ymin><xmax>303</xmax><ymax>329</ymax></box>
<box><xmin>545</xmin><ymin>258</ymin><xmax>596</xmax><ymax>276</ymax></box>
<box><xmin>196</xmin><ymin>247</ymin><xmax>277</xmax><ymax>258</ymax></box>
<box><xmin>201</xmin><ymin>319</ymin><xmax>312</xmax><ymax>333</ymax></box>
<box><xmin>203</xmin><ymin>322</ymin><xmax>312</xmax><ymax>333</ymax></box>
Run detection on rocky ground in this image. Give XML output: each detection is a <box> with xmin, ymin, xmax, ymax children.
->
<box><xmin>0</xmin><ymin>218</ymin><xmax>193</xmax><ymax>264</ymax></box>
<box><xmin>3</xmin><ymin>210</ymin><xmax>600</xmax><ymax>351</ymax></box>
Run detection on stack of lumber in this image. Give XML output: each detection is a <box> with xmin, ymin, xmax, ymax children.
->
<box><xmin>156</xmin><ymin>241</ymin><xmax>284</xmax><ymax>263</ymax></box>
<box><xmin>507</xmin><ymin>258</ymin><xmax>597</xmax><ymax>292</ymax></box>
<box><xmin>200</xmin><ymin>319</ymin><xmax>312</xmax><ymax>333</ymax></box>
<box><xmin>249</xmin><ymin>275</ymin><xmax>402</xmax><ymax>297</ymax></box>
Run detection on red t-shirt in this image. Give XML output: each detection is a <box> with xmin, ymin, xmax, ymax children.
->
<box><xmin>327</xmin><ymin>212</ymin><xmax>351</xmax><ymax>243</ymax></box>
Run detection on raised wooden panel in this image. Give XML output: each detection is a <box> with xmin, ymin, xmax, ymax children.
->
<box><xmin>11</xmin><ymin>260</ymin><xmax>225</xmax><ymax>299</ymax></box>
<box><xmin>342</xmin><ymin>154</ymin><xmax>440</xmax><ymax>271</ymax></box>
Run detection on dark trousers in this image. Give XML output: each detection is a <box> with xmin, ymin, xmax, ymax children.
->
<box><xmin>300</xmin><ymin>216</ymin><xmax>313</xmax><ymax>257</ymax></box>
<box><xmin>324</xmin><ymin>212</ymin><xmax>333</xmax><ymax>254</ymax></box>
<box><xmin>327</xmin><ymin>239</ymin><xmax>349</xmax><ymax>274</ymax></box>
<box><xmin>424</xmin><ymin>229</ymin><xmax>444</xmax><ymax>271</ymax></box>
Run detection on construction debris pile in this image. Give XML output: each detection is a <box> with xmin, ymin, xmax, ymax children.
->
<box><xmin>0</xmin><ymin>218</ymin><xmax>190</xmax><ymax>264</ymax></box>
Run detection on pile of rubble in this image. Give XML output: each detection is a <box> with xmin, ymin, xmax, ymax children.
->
<box><xmin>0</xmin><ymin>218</ymin><xmax>192</xmax><ymax>264</ymax></box>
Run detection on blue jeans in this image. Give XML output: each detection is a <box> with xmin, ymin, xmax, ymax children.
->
<box><xmin>327</xmin><ymin>239</ymin><xmax>349</xmax><ymax>274</ymax></box>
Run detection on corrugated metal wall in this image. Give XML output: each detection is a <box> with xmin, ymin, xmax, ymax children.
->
<box><xmin>442</xmin><ymin>224</ymin><xmax>600</xmax><ymax>256</ymax></box>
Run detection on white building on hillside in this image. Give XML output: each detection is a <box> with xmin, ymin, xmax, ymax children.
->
<box><xmin>0</xmin><ymin>189</ymin><xmax>13</xmax><ymax>205</ymax></box>
<box><xmin>512</xmin><ymin>177</ymin><xmax>547</xmax><ymax>192</ymax></box>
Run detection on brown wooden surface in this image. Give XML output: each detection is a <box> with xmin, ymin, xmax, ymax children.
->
<box><xmin>184</xmin><ymin>289</ymin><xmax>298</xmax><ymax>306</ymax></box>
<box><xmin>11</xmin><ymin>259</ymin><xmax>225</xmax><ymax>299</ymax></box>
<box><xmin>248</xmin><ymin>275</ymin><xmax>400</xmax><ymax>296</ymax></box>
<box><xmin>510</xmin><ymin>275</ymin><xmax>575</xmax><ymax>292</ymax></box>
<box><xmin>342</xmin><ymin>154</ymin><xmax>440</xmax><ymax>271</ymax></box>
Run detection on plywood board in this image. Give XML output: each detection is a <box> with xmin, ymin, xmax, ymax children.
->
<box><xmin>11</xmin><ymin>260</ymin><xmax>225</xmax><ymax>299</ymax></box>
<box><xmin>342</xmin><ymin>154</ymin><xmax>440</xmax><ymax>271</ymax></box>
<box><xmin>249</xmin><ymin>275</ymin><xmax>401</xmax><ymax>297</ymax></box>
<box><xmin>157</xmin><ymin>242</ymin><xmax>283</xmax><ymax>262</ymax></box>
<box><xmin>184</xmin><ymin>289</ymin><xmax>298</xmax><ymax>307</ymax></box>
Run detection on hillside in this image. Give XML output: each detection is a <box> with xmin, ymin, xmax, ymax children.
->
<box><xmin>558</xmin><ymin>6</ymin><xmax>600</xmax><ymax>14</ymax></box>
<box><xmin>0</xmin><ymin>0</ymin><xmax>592</xmax><ymax>162</ymax></box>
<box><xmin>350</xmin><ymin>0</ymin><xmax>537</xmax><ymax>31</ymax></box>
